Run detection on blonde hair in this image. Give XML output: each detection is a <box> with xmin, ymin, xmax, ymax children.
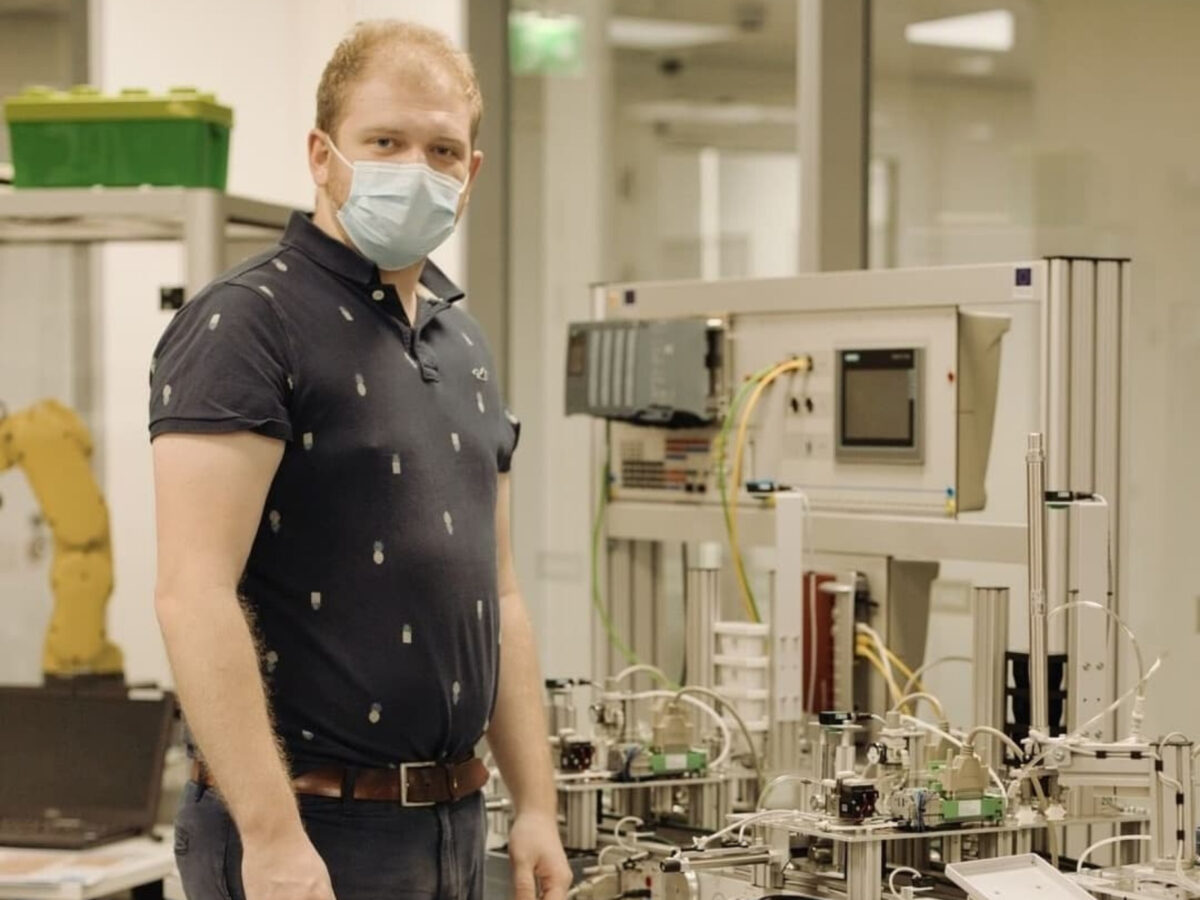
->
<box><xmin>316</xmin><ymin>20</ymin><xmax>483</xmax><ymax>143</ymax></box>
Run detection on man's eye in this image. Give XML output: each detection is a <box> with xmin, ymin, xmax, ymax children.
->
<box><xmin>434</xmin><ymin>146</ymin><xmax>457</xmax><ymax>158</ymax></box>
<box><xmin>373</xmin><ymin>138</ymin><xmax>394</xmax><ymax>150</ymax></box>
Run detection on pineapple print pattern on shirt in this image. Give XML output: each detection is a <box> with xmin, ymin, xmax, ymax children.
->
<box><xmin>145</xmin><ymin>214</ymin><xmax>522</xmax><ymax>771</ymax></box>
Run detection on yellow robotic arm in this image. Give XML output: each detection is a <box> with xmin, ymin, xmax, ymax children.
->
<box><xmin>0</xmin><ymin>399</ymin><xmax>124</xmax><ymax>679</ymax></box>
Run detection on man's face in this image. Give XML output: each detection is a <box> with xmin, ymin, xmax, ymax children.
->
<box><xmin>310</xmin><ymin>55</ymin><xmax>482</xmax><ymax>223</ymax></box>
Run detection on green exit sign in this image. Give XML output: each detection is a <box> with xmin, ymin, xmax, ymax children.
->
<box><xmin>509</xmin><ymin>11</ymin><xmax>583</xmax><ymax>77</ymax></box>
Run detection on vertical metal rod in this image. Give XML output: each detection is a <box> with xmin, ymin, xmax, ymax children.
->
<box><xmin>1027</xmin><ymin>433</ymin><xmax>1049</xmax><ymax>735</ymax></box>
<box><xmin>685</xmin><ymin>542</ymin><xmax>722</xmax><ymax>688</ymax></box>
<box><xmin>183</xmin><ymin>188</ymin><xmax>224</xmax><ymax>297</ymax></box>
<box><xmin>827</xmin><ymin>581</ymin><xmax>857</xmax><ymax>711</ymax></box>
<box><xmin>565</xmin><ymin>790</ymin><xmax>598</xmax><ymax>851</ymax></box>
<box><xmin>1151</xmin><ymin>739</ymin><xmax>1194</xmax><ymax>869</ymax></box>
<box><xmin>972</xmin><ymin>587</ymin><xmax>1010</xmax><ymax>766</ymax></box>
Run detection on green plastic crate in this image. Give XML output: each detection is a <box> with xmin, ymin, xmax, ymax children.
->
<box><xmin>3</xmin><ymin>85</ymin><xmax>233</xmax><ymax>189</ymax></box>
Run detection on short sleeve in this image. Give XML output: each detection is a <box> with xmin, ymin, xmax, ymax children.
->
<box><xmin>149</xmin><ymin>283</ymin><xmax>294</xmax><ymax>442</ymax></box>
<box><xmin>498</xmin><ymin>408</ymin><xmax>521</xmax><ymax>473</ymax></box>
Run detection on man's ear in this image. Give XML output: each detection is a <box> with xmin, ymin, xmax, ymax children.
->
<box><xmin>309</xmin><ymin>130</ymin><xmax>333</xmax><ymax>187</ymax></box>
<box><xmin>461</xmin><ymin>149</ymin><xmax>484</xmax><ymax>210</ymax></box>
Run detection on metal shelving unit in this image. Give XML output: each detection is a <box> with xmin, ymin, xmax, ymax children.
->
<box><xmin>0</xmin><ymin>186</ymin><xmax>294</xmax><ymax>457</ymax></box>
<box><xmin>0</xmin><ymin>186</ymin><xmax>293</xmax><ymax>293</ymax></box>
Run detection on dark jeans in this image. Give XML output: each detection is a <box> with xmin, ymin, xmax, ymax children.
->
<box><xmin>174</xmin><ymin>780</ymin><xmax>486</xmax><ymax>900</ymax></box>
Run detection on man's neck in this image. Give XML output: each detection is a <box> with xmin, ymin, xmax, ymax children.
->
<box><xmin>312</xmin><ymin>202</ymin><xmax>423</xmax><ymax>325</ymax></box>
<box><xmin>379</xmin><ymin>265</ymin><xmax>423</xmax><ymax>326</ymax></box>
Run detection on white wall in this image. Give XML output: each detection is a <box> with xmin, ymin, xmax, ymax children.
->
<box><xmin>612</xmin><ymin>137</ymin><xmax>799</xmax><ymax>283</ymax></box>
<box><xmin>508</xmin><ymin>0</ymin><xmax>611</xmax><ymax>680</ymax></box>
<box><xmin>0</xmin><ymin>9</ymin><xmax>80</xmax><ymax>163</ymax></box>
<box><xmin>507</xmin><ymin>74</ymin><xmax>548</xmax><ymax>667</ymax></box>
<box><xmin>0</xmin><ymin>248</ymin><xmax>80</xmax><ymax>684</ymax></box>
<box><xmin>717</xmin><ymin>152</ymin><xmax>798</xmax><ymax>278</ymax></box>
<box><xmin>872</xmin><ymin>78</ymin><xmax>1036</xmax><ymax>267</ymax></box>
<box><xmin>0</xmin><ymin>8</ymin><xmax>86</xmax><ymax>684</ymax></box>
<box><xmin>86</xmin><ymin>0</ymin><xmax>466</xmax><ymax>687</ymax></box>
<box><xmin>1028</xmin><ymin>0</ymin><xmax>1200</xmax><ymax>737</ymax></box>
<box><xmin>874</xmin><ymin>0</ymin><xmax>1200</xmax><ymax>738</ymax></box>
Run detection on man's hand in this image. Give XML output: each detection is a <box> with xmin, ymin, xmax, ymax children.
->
<box><xmin>508</xmin><ymin>811</ymin><xmax>572</xmax><ymax>900</ymax></box>
<box><xmin>241</xmin><ymin>830</ymin><xmax>337</xmax><ymax>900</ymax></box>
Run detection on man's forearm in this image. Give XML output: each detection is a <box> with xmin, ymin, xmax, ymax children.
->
<box><xmin>157</xmin><ymin>588</ymin><xmax>301</xmax><ymax>840</ymax></box>
<box><xmin>487</xmin><ymin>591</ymin><xmax>557</xmax><ymax>818</ymax></box>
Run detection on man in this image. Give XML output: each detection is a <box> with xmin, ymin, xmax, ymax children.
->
<box><xmin>150</xmin><ymin>20</ymin><xmax>570</xmax><ymax>900</ymax></box>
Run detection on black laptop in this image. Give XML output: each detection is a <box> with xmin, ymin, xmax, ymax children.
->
<box><xmin>0</xmin><ymin>686</ymin><xmax>176</xmax><ymax>849</ymax></box>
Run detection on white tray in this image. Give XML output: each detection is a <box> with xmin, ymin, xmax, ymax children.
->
<box><xmin>945</xmin><ymin>854</ymin><xmax>1096</xmax><ymax>899</ymax></box>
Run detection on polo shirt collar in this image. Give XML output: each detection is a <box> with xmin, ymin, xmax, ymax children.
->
<box><xmin>281</xmin><ymin>212</ymin><xmax>466</xmax><ymax>303</ymax></box>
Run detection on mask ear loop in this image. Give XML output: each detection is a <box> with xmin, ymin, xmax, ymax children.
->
<box><xmin>322</xmin><ymin>133</ymin><xmax>354</xmax><ymax>170</ymax></box>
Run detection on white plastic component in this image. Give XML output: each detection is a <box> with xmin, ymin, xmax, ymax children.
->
<box><xmin>714</xmin><ymin>686</ymin><xmax>771</xmax><ymax>727</ymax></box>
<box><xmin>713</xmin><ymin>654</ymin><xmax>769</xmax><ymax>692</ymax></box>
<box><xmin>945</xmin><ymin>855</ymin><xmax>1095</xmax><ymax>899</ymax></box>
<box><xmin>696</xmin><ymin>541</ymin><xmax>722</xmax><ymax>570</ymax></box>
<box><xmin>713</xmin><ymin>620</ymin><xmax>772</xmax><ymax>752</ymax></box>
<box><xmin>714</xmin><ymin>621</ymin><xmax>769</xmax><ymax>658</ymax></box>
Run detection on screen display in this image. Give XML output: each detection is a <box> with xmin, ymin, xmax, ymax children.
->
<box><xmin>0</xmin><ymin>690</ymin><xmax>170</xmax><ymax>816</ymax></box>
<box><xmin>840</xmin><ymin>349</ymin><xmax>917</xmax><ymax>449</ymax></box>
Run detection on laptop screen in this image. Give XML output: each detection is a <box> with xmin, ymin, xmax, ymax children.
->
<box><xmin>0</xmin><ymin>688</ymin><xmax>174</xmax><ymax>821</ymax></box>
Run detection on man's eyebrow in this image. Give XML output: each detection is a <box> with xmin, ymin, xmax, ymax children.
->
<box><xmin>358</xmin><ymin>125</ymin><xmax>468</xmax><ymax>147</ymax></box>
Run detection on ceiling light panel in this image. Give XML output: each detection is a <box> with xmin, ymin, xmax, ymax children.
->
<box><xmin>905</xmin><ymin>10</ymin><xmax>1015</xmax><ymax>52</ymax></box>
<box><xmin>608</xmin><ymin>16</ymin><xmax>735</xmax><ymax>50</ymax></box>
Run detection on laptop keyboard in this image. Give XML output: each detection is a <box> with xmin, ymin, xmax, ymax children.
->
<box><xmin>0</xmin><ymin>816</ymin><xmax>106</xmax><ymax>836</ymax></box>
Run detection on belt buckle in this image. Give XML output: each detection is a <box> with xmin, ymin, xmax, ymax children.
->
<box><xmin>399</xmin><ymin>761</ymin><xmax>437</xmax><ymax>807</ymax></box>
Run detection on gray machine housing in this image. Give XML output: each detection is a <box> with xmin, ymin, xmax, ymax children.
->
<box><xmin>564</xmin><ymin>318</ymin><xmax>717</xmax><ymax>426</ymax></box>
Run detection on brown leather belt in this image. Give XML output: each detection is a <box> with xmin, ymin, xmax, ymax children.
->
<box><xmin>191</xmin><ymin>757</ymin><xmax>488</xmax><ymax>807</ymax></box>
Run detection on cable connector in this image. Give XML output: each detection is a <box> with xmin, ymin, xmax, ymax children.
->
<box><xmin>1128</xmin><ymin>694</ymin><xmax>1147</xmax><ymax>743</ymax></box>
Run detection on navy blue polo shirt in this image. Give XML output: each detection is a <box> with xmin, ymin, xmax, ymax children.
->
<box><xmin>148</xmin><ymin>212</ymin><xmax>519</xmax><ymax>770</ymax></box>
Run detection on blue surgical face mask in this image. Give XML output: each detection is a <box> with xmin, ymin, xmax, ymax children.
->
<box><xmin>327</xmin><ymin>138</ymin><xmax>467</xmax><ymax>271</ymax></box>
